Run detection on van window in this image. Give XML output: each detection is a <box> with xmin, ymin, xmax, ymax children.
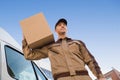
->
<box><xmin>40</xmin><ymin>68</ymin><xmax>53</xmax><ymax>80</ymax></box>
<box><xmin>5</xmin><ymin>46</ymin><xmax>37</xmax><ymax>80</ymax></box>
<box><xmin>32</xmin><ymin>62</ymin><xmax>46</xmax><ymax>80</ymax></box>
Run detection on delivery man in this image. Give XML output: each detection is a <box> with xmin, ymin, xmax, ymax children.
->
<box><xmin>22</xmin><ymin>18</ymin><xmax>106</xmax><ymax>80</ymax></box>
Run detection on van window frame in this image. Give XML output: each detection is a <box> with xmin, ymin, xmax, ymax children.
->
<box><xmin>32</xmin><ymin>61</ymin><xmax>48</xmax><ymax>80</ymax></box>
<box><xmin>4</xmin><ymin>45</ymin><xmax>47</xmax><ymax>80</ymax></box>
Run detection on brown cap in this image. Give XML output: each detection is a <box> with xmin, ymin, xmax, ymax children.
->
<box><xmin>55</xmin><ymin>18</ymin><xmax>67</xmax><ymax>29</ymax></box>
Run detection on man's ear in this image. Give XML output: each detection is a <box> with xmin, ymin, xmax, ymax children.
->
<box><xmin>55</xmin><ymin>28</ymin><xmax>57</xmax><ymax>33</ymax></box>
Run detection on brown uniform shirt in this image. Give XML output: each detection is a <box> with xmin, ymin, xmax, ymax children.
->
<box><xmin>22</xmin><ymin>37</ymin><xmax>104</xmax><ymax>79</ymax></box>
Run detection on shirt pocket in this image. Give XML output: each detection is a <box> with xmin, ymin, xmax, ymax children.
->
<box><xmin>68</xmin><ymin>42</ymin><xmax>80</xmax><ymax>53</ymax></box>
<box><xmin>68</xmin><ymin>41</ymin><xmax>84</xmax><ymax>60</ymax></box>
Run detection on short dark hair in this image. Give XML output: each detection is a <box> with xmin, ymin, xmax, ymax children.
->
<box><xmin>55</xmin><ymin>18</ymin><xmax>67</xmax><ymax>29</ymax></box>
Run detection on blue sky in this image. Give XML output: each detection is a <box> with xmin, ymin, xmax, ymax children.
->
<box><xmin>0</xmin><ymin>0</ymin><xmax>120</xmax><ymax>78</ymax></box>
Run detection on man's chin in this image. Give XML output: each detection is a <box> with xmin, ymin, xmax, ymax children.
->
<box><xmin>60</xmin><ymin>32</ymin><xmax>66</xmax><ymax>35</ymax></box>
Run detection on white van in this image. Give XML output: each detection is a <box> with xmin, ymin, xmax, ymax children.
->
<box><xmin>0</xmin><ymin>27</ymin><xmax>53</xmax><ymax>80</ymax></box>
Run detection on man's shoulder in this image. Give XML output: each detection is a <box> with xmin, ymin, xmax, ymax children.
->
<box><xmin>71</xmin><ymin>39</ymin><xmax>85</xmax><ymax>45</ymax></box>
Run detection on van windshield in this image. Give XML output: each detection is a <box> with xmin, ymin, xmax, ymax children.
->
<box><xmin>5</xmin><ymin>46</ymin><xmax>37</xmax><ymax>80</ymax></box>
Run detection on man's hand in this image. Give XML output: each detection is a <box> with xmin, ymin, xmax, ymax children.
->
<box><xmin>22</xmin><ymin>36</ymin><xmax>28</xmax><ymax>48</ymax></box>
<box><xmin>98</xmin><ymin>78</ymin><xmax>106</xmax><ymax>80</ymax></box>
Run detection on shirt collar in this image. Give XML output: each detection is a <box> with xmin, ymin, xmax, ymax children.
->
<box><xmin>56</xmin><ymin>37</ymin><xmax>72</xmax><ymax>43</ymax></box>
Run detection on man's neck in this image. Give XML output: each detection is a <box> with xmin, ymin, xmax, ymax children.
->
<box><xmin>58</xmin><ymin>34</ymin><xmax>67</xmax><ymax>39</ymax></box>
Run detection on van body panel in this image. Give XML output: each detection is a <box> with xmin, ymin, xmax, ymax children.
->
<box><xmin>0</xmin><ymin>41</ymin><xmax>1</xmax><ymax>79</ymax></box>
<box><xmin>0</xmin><ymin>27</ymin><xmax>21</xmax><ymax>51</ymax></box>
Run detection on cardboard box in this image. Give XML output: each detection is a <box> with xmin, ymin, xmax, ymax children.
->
<box><xmin>20</xmin><ymin>13</ymin><xmax>54</xmax><ymax>49</ymax></box>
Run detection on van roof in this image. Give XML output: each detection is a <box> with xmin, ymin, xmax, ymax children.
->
<box><xmin>0</xmin><ymin>27</ymin><xmax>21</xmax><ymax>51</ymax></box>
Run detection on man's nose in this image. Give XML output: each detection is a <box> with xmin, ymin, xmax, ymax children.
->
<box><xmin>61</xmin><ymin>24</ymin><xmax>65</xmax><ymax>28</ymax></box>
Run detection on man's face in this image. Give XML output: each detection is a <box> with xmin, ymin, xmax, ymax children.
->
<box><xmin>55</xmin><ymin>22</ymin><xmax>67</xmax><ymax>35</ymax></box>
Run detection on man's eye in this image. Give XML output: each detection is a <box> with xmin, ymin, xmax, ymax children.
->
<box><xmin>58</xmin><ymin>24</ymin><xmax>61</xmax><ymax>26</ymax></box>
